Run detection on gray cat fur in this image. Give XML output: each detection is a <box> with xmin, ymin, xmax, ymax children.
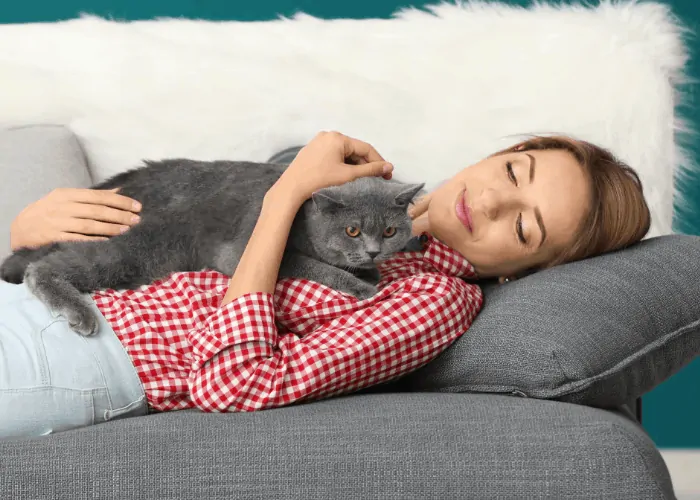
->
<box><xmin>0</xmin><ymin>159</ymin><xmax>423</xmax><ymax>336</ymax></box>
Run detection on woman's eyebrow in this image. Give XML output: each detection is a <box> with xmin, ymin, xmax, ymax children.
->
<box><xmin>527</xmin><ymin>153</ymin><xmax>536</xmax><ymax>183</ymax></box>
<box><xmin>535</xmin><ymin>207</ymin><xmax>547</xmax><ymax>248</ymax></box>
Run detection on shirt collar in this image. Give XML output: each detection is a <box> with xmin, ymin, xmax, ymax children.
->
<box><xmin>417</xmin><ymin>233</ymin><xmax>478</xmax><ymax>279</ymax></box>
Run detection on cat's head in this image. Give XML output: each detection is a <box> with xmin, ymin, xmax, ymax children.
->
<box><xmin>302</xmin><ymin>177</ymin><xmax>425</xmax><ymax>270</ymax></box>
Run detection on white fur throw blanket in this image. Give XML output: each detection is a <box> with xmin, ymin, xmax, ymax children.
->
<box><xmin>0</xmin><ymin>1</ymin><xmax>690</xmax><ymax>237</ymax></box>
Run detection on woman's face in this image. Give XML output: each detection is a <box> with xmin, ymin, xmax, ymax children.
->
<box><xmin>425</xmin><ymin>148</ymin><xmax>591</xmax><ymax>278</ymax></box>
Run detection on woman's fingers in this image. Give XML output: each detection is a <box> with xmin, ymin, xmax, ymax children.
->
<box><xmin>10</xmin><ymin>188</ymin><xmax>141</xmax><ymax>249</ymax></box>
<box><xmin>408</xmin><ymin>193</ymin><xmax>432</xmax><ymax>219</ymax></box>
<box><xmin>56</xmin><ymin>187</ymin><xmax>142</xmax><ymax>212</ymax></box>
<box><xmin>339</xmin><ymin>134</ymin><xmax>392</xmax><ymax>178</ymax></box>
<box><xmin>55</xmin><ymin>232</ymin><xmax>110</xmax><ymax>243</ymax></box>
<box><xmin>60</xmin><ymin>217</ymin><xmax>130</xmax><ymax>236</ymax></box>
<box><xmin>54</xmin><ymin>189</ymin><xmax>142</xmax><ymax>237</ymax></box>
<box><xmin>277</xmin><ymin>131</ymin><xmax>394</xmax><ymax>201</ymax></box>
<box><xmin>66</xmin><ymin>202</ymin><xmax>140</xmax><ymax>226</ymax></box>
<box><xmin>341</xmin><ymin>135</ymin><xmax>385</xmax><ymax>164</ymax></box>
<box><xmin>348</xmin><ymin>161</ymin><xmax>394</xmax><ymax>181</ymax></box>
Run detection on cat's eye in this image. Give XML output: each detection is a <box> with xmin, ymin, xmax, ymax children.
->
<box><xmin>383</xmin><ymin>227</ymin><xmax>397</xmax><ymax>238</ymax></box>
<box><xmin>345</xmin><ymin>226</ymin><xmax>361</xmax><ymax>238</ymax></box>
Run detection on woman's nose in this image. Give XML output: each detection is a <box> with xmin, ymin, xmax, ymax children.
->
<box><xmin>478</xmin><ymin>188</ymin><xmax>518</xmax><ymax>220</ymax></box>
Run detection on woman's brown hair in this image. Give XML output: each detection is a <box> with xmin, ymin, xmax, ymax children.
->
<box><xmin>494</xmin><ymin>136</ymin><xmax>651</xmax><ymax>269</ymax></box>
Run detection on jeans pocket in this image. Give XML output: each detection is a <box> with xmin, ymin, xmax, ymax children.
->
<box><xmin>0</xmin><ymin>387</ymin><xmax>98</xmax><ymax>440</ymax></box>
<box><xmin>104</xmin><ymin>395</ymin><xmax>148</xmax><ymax>421</ymax></box>
<box><xmin>40</xmin><ymin>319</ymin><xmax>107</xmax><ymax>391</ymax></box>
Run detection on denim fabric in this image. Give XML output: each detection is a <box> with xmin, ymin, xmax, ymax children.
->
<box><xmin>0</xmin><ymin>281</ymin><xmax>147</xmax><ymax>440</ymax></box>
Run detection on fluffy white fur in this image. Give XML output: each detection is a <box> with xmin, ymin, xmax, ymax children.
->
<box><xmin>0</xmin><ymin>0</ymin><xmax>690</xmax><ymax>237</ymax></box>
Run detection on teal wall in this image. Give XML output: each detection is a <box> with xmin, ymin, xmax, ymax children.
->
<box><xmin>2</xmin><ymin>1</ymin><xmax>698</xmax><ymax>448</ymax></box>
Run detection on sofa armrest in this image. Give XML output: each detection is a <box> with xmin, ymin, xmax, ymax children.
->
<box><xmin>0</xmin><ymin>125</ymin><xmax>92</xmax><ymax>259</ymax></box>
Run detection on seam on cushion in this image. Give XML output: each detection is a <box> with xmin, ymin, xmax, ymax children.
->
<box><xmin>423</xmin><ymin>318</ymin><xmax>699</xmax><ymax>401</ymax></box>
<box><xmin>432</xmin><ymin>385</ymin><xmax>524</xmax><ymax>395</ymax></box>
<box><xmin>547</xmin><ymin>316</ymin><xmax>700</xmax><ymax>398</ymax></box>
<box><xmin>421</xmin><ymin>336</ymin><xmax>570</xmax><ymax>397</ymax></box>
<box><xmin>550</xmin><ymin>348</ymin><xmax>573</xmax><ymax>383</ymax></box>
<box><xmin>443</xmin><ymin>316</ymin><xmax>700</xmax><ymax>398</ymax></box>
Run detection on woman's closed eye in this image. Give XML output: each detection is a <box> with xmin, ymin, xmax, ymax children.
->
<box><xmin>508</xmin><ymin>161</ymin><xmax>527</xmax><ymax>244</ymax></box>
<box><xmin>506</xmin><ymin>161</ymin><xmax>518</xmax><ymax>186</ymax></box>
<box><xmin>516</xmin><ymin>213</ymin><xmax>527</xmax><ymax>245</ymax></box>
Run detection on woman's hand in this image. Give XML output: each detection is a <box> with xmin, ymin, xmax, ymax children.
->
<box><xmin>407</xmin><ymin>192</ymin><xmax>433</xmax><ymax>236</ymax></box>
<box><xmin>10</xmin><ymin>188</ymin><xmax>142</xmax><ymax>250</ymax></box>
<box><xmin>408</xmin><ymin>193</ymin><xmax>432</xmax><ymax>220</ymax></box>
<box><xmin>270</xmin><ymin>131</ymin><xmax>394</xmax><ymax>205</ymax></box>
<box><xmin>222</xmin><ymin>131</ymin><xmax>393</xmax><ymax>305</ymax></box>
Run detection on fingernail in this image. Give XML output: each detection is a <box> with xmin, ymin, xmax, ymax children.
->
<box><xmin>131</xmin><ymin>215</ymin><xmax>140</xmax><ymax>223</ymax></box>
<box><xmin>120</xmin><ymin>226</ymin><xmax>129</xmax><ymax>233</ymax></box>
<box><xmin>132</xmin><ymin>201</ymin><xmax>142</xmax><ymax>211</ymax></box>
<box><xmin>383</xmin><ymin>163</ymin><xmax>393</xmax><ymax>174</ymax></box>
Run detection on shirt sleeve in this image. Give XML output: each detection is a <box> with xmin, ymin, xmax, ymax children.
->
<box><xmin>186</xmin><ymin>275</ymin><xmax>483</xmax><ymax>413</ymax></box>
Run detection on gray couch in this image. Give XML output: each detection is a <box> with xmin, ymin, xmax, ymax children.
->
<box><xmin>2</xmin><ymin>125</ymin><xmax>697</xmax><ymax>499</ymax></box>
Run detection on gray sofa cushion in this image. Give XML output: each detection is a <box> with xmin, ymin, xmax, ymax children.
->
<box><xmin>395</xmin><ymin>234</ymin><xmax>700</xmax><ymax>409</ymax></box>
<box><xmin>0</xmin><ymin>125</ymin><xmax>92</xmax><ymax>259</ymax></box>
<box><xmin>0</xmin><ymin>393</ymin><xmax>674</xmax><ymax>499</ymax></box>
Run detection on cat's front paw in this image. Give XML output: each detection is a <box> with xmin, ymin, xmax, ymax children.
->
<box><xmin>345</xmin><ymin>281</ymin><xmax>377</xmax><ymax>301</ymax></box>
<box><xmin>24</xmin><ymin>261</ymin><xmax>99</xmax><ymax>336</ymax></box>
<box><xmin>63</xmin><ymin>304</ymin><xmax>99</xmax><ymax>337</ymax></box>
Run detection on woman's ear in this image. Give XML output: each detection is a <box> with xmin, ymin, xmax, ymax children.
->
<box><xmin>499</xmin><ymin>266</ymin><xmax>538</xmax><ymax>283</ymax></box>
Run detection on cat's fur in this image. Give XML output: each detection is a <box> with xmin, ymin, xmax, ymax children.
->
<box><xmin>0</xmin><ymin>159</ymin><xmax>423</xmax><ymax>336</ymax></box>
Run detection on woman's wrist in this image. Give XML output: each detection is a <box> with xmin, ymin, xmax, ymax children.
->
<box><xmin>265</xmin><ymin>179</ymin><xmax>308</xmax><ymax>210</ymax></box>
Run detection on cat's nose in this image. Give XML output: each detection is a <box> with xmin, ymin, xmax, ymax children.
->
<box><xmin>367</xmin><ymin>251</ymin><xmax>380</xmax><ymax>260</ymax></box>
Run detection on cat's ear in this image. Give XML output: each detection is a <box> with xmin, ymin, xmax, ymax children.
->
<box><xmin>312</xmin><ymin>191</ymin><xmax>345</xmax><ymax>211</ymax></box>
<box><xmin>394</xmin><ymin>183</ymin><xmax>425</xmax><ymax>207</ymax></box>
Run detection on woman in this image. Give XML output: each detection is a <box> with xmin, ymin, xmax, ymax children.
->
<box><xmin>1</xmin><ymin>131</ymin><xmax>649</xmax><ymax>439</ymax></box>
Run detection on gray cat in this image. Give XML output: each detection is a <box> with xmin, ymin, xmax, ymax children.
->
<box><xmin>0</xmin><ymin>159</ymin><xmax>423</xmax><ymax>336</ymax></box>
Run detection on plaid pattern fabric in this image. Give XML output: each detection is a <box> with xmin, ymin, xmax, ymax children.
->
<box><xmin>93</xmin><ymin>235</ymin><xmax>483</xmax><ymax>412</ymax></box>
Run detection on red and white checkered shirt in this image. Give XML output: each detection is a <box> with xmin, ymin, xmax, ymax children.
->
<box><xmin>92</xmin><ymin>235</ymin><xmax>483</xmax><ymax>413</ymax></box>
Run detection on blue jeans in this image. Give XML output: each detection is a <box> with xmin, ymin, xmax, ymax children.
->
<box><xmin>0</xmin><ymin>281</ymin><xmax>147</xmax><ymax>440</ymax></box>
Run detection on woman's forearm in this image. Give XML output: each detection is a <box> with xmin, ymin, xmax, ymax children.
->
<box><xmin>221</xmin><ymin>188</ymin><xmax>304</xmax><ymax>306</ymax></box>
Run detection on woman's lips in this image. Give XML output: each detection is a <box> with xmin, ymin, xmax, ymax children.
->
<box><xmin>455</xmin><ymin>189</ymin><xmax>473</xmax><ymax>232</ymax></box>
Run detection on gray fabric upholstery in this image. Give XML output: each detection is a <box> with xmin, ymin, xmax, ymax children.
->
<box><xmin>395</xmin><ymin>234</ymin><xmax>700</xmax><ymax>409</ymax></box>
<box><xmin>0</xmin><ymin>125</ymin><xmax>92</xmax><ymax>259</ymax></box>
<box><xmin>0</xmin><ymin>393</ymin><xmax>674</xmax><ymax>499</ymax></box>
